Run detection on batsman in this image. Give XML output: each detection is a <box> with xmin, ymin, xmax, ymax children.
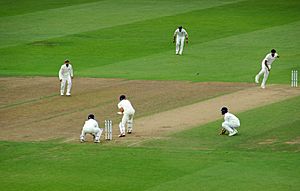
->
<box><xmin>117</xmin><ymin>95</ymin><xmax>135</xmax><ymax>137</ymax></box>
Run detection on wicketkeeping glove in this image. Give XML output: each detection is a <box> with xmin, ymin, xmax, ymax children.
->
<box><xmin>219</xmin><ymin>128</ymin><xmax>227</xmax><ymax>135</ymax></box>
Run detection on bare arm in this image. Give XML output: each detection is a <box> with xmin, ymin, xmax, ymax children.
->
<box><xmin>117</xmin><ymin>107</ymin><xmax>124</xmax><ymax>115</ymax></box>
<box><xmin>58</xmin><ymin>66</ymin><xmax>63</xmax><ymax>81</ymax></box>
<box><xmin>264</xmin><ymin>60</ymin><xmax>270</xmax><ymax>71</ymax></box>
<box><xmin>185</xmin><ymin>33</ymin><xmax>188</xmax><ymax>44</ymax></box>
<box><xmin>173</xmin><ymin>29</ymin><xmax>177</xmax><ymax>43</ymax></box>
<box><xmin>70</xmin><ymin>65</ymin><xmax>74</xmax><ymax>79</ymax></box>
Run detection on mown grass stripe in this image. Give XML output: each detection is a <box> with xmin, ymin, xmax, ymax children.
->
<box><xmin>0</xmin><ymin>0</ymin><xmax>244</xmax><ymax>48</ymax></box>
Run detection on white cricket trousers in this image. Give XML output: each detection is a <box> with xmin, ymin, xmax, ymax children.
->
<box><xmin>60</xmin><ymin>76</ymin><xmax>72</xmax><ymax>95</ymax></box>
<box><xmin>222</xmin><ymin>121</ymin><xmax>240</xmax><ymax>133</ymax></box>
<box><xmin>255</xmin><ymin>65</ymin><xmax>271</xmax><ymax>88</ymax></box>
<box><xmin>176</xmin><ymin>37</ymin><xmax>185</xmax><ymax>55</ymax></box>
<box><xmin>119</xmin><ymin>111</ymin><xmax>135</xmax><ymax>135</ymax></box>
<box><xmin>80</xmin><ymin>127</ymin><xmax>103</xmax><ymax>142</ymax></box>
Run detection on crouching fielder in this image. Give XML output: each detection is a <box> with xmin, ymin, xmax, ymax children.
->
<box><xmin>80</xmin><ymin>114</ymin><xmax>103</xmax><ymax>143</ymax></box>
<box><xmin>220</xmin><ymin>107</ymin><xmax>240</xmax><ymax>137</ymax></box>
<box><xmin>117</xmin><ymin>95</ymin><xmax>135</xmax><ymax>137</ymax></box>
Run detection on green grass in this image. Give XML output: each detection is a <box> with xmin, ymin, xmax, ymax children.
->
<box><xmin>1</xmin><ymin>96</ymin><xmax>300</xmax><ymax>191</ymax></box>
<box><xmin>0</xmin><ymin>0</ymin><xmax>101</xmax><ymax>17</ymax></box>
<box><xmin>0</xmin><ymin>0</ymin><xmax>299</xmax><ymax>83</ymax></box>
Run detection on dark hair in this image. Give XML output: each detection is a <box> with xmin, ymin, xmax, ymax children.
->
<box><xmin>271</xmin><ymin>49</ymin><xmax>276</xmax><ymax>53</ymax></box>
<box><xmin>88</xmin><ymin>114</ymin><xmax>94</xmax><ymax>119</ymax></box>
<box><xmin>221</xmin><ymin>107</ymin><xmax>228</xmax><ymax>114</ymax></box>
<box><xmin>64</xmin><ymin>59</ymin><xmax>70</xmax><ymax>63</ymax></box>
<box><xmin>119</xmin><ymin>95</ymin><xmax>126</xmax><ymax>101</ymax></box>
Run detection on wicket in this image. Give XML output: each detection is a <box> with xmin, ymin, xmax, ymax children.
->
<box><xmin>105</xmin><ymin>120</ymin><xmax>112</xmax><ymax>140</ymax></box>
<box><xmin>291</xmin><ymin>70</ymin><xmax>298</xmax><ymax>87</ymax></box>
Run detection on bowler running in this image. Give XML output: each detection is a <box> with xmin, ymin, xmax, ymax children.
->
<box><xmin>255</xmin><ymin>49</ymin><xmax>279</xmax><ymax>89</ymax></box>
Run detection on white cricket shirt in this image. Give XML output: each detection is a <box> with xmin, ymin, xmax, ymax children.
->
<box><xmin>224</xmin><ymin>112</ymin><xmax>240</xmax><ymax>125</ymax></box>
<box><xmin>59</xmin><ymin>64</ymin><xmax>73</xmax><ymax>79</ymax></box>
<box><xmin>262</xmin><ymin>53</ymin><xmax>278</xmax><ymax>66</ymax></box>
<box><xmin>118</xmin><ymin>99</ymin><xmax>135</xmax><ymax>114</ymax></box>
<box><xmin>174</xmin><ymin>28</ymin><xmax>188</xmax><ymax>38</ymax></box>
<box><xmin>83</xmin><ymin>119</ymin><xmax>100</xmax><ymax>133</ymax></box>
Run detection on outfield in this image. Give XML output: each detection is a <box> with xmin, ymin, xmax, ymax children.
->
<box><xmin>0</xmin><ymin>0</ymin><xmax>300</xmax><ymax>190</ymax></box>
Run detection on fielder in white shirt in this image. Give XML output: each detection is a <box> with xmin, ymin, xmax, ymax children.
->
<box><xmin>117</xmin><ymin>95</ymin><xmax>135</xmax><ymax>137</ymax></box>
<box><xmin>80</xmin><ymin>114</ymin><xmax>103</xmax><ymax>143</ymax></box>
<box><xmin>220</xmin><ymin>107</ymin><xmax>240</xmax><ymax>137</ymax></box>
<box><xmin>255</xmin><ymin>49</ymin><xmax>279</xmax><ymax>89</ymax></box>
<box><xmin>59</xmin><ymin>59</ymin><xmax>73</xmax><ymax>96</ymax></box>
<box><xmin>173</xmin><ymin>26</ymin><xmax>188</xmax><ymax>55</ymax></box>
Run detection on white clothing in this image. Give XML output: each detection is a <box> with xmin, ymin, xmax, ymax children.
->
<box><xmin>174</xmin><ymin>28</ymin><xmax>188</xmax><ymax>38</ymax></box>
<box><xmin>222</xmin><ymin>112</ymin><xmax>240</xmax><ymax>134</ymax></box>
<box><xmin>59</xmin><ymin>64</ymin><xmax>73</xmax><ymax>79</ymax></box>
<box><xmin>255</xmin><ymin>53</ymin><xmax>278</xmax><ymax>88</ymax></box>
<box><xmin>262</xmin><ymin>53</ymin><xmax>278</xmax><ymax>67</ymax></box>
<box><xmin>59</xmin><ymin>64</ymin><xmax>73</xmax><ymax>95</ymax></box>
<box><xmin>118</xmin><ymin>99</ymin><xmax>135</xmax><ymax>135</ymax></box>
<box><xmin>174</xmin><ymin>28</ymin><xmax>188</xmax><ymax>55</ymax></box>
<box><xmin>80</xmin><ymin>119</ymin><xmax>103</xmax><ymax>142</ymax></box>
<box><xmin>118</xmin><ymin>100</ymin><xmax>135</xmax><ymax>114</ymax></box>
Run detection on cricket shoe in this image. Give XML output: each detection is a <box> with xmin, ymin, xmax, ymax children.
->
<box><xmin>80</xmin><ymin>139</ymin><xmax>85</xmax><ymax>143</ymax></box>
<box><xmin>229</xmin><ymin>131</ymin><xmax>237</xmax><ymax>137</ymax></box>
<box><xmin>127</xmin><ymin>131</ymin><xmax>132</xmax><ymax>134</ymax></box>
<box><xmin>118</xmin><ymin>134</ymin><xmax>125</xmax><ymax>137</ymax></box>
<box><xmin>219</xmin><ymin>128</ymin><xmax>227</xmax><ymax>135</ymax></box>
<box><xmin>66</xmin><ymin>93</ymin><xmax>71</xmax><ymax>96</ymax></box>
<box><xmin>234</xmin><ymin>129</ymin><xmax>238</xmax><ymax>134</ymax></box>
<box><xmin>255</xmin><ymin>76</ymin><xmax>259</xmax><ymax>84</ymax></box>
<box><xmin>94</xmin><ymin>140</ymin><xmax>100</xmax><ymax>143</ymax></box>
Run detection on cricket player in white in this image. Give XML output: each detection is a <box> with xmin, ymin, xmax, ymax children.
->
<box><xmin>220</xmin><ymin>107</ymin><xmax>240</xmax><ymax>137</ymax></box>
<box><xmin>255</xmin><ymin>49</ymin><xmax>279</xmax><ymax>89</ymax></box>
<box><xmin>117</xmin><ymin>95</ymin><xmax>135</xmax><ymax>137</ymax></box>
<box><xmin>173</xmin><ymin>26</ymin><xmax>188</xmax><ymax>55</ymax></box>
<box><xmin>80</xmin><ymin>114</ymin><xmax>103</xmax><ymax>143</ymax></box>
<box><xmin>59</xmin><ymin>59</ymin><xmax>73</xmax><ymax>96</ymax></box>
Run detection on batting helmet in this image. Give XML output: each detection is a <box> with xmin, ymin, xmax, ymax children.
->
<box><xmin>271</xmin><ymin>49</ymin><xmax>276</xmax><ymax>53</ymax></box>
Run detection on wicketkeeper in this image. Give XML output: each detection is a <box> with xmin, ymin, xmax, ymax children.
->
<box><xmin>80</xmin><ymin>114</ymin><xmax>103</xmax><ymax>143</ymax></box>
